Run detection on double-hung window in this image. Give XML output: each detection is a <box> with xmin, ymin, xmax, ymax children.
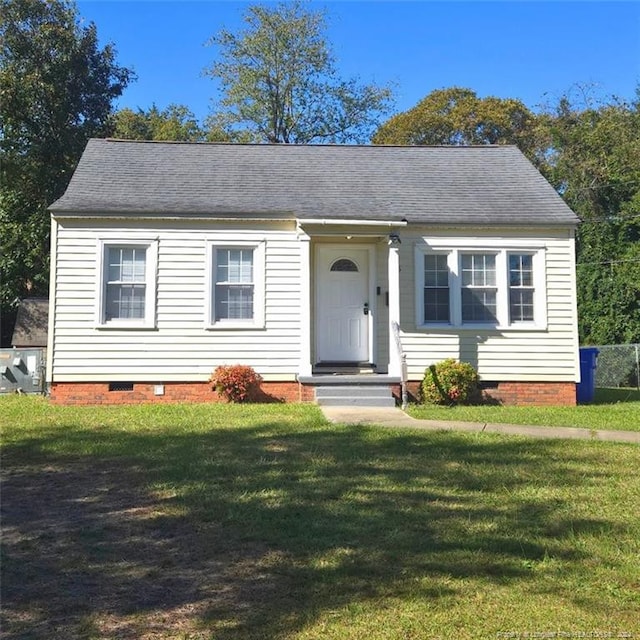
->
<box><xmin>423</xmin><ymin>254</ymin><xmax>450</xmax><ymax>323</ymax></box>
<box><xmin>461</xmin><ymin>253</ymin><xmax>498</xmax><ymax>323</ymax></box>
<box><xmin>216</xmin><ymin>248</ymin><xmax>254</xmax><ymax>320</ymax></box>
<box><xmin>508</xmin><ymin>253</ymin><xmax>535</xmax><ymax>323</ymax></box>
<box><xmin>416</xmin><ymin>243</ymin><xmax>546</xmax><ymax>330</ymax></box>
<box><xmin>207</xmin><ymin>242</ymin><xmax>265</xmax><ymax>328</ymax></box>
<box><xmin>97</xmin><ymin>240</ymin><xmax>158</xmax><ymax>328</ymax></box>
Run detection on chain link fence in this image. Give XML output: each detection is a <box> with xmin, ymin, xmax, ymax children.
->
<box><xmin>593</xmin><ymin>344</ymin><xmax>640</xmax><ymax>389</ymax></box>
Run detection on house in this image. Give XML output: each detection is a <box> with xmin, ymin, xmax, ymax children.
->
<box><xmin>47</xmin><ymin>139</ymin><xmax>580</xmax><ymax>405</ymax></box>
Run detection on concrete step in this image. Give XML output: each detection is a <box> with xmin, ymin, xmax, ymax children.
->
<box><xmin>314</xmin><ymin>367</ymin><xmax>376</xmax><ymax>376</ymax></box>
<box><xmin>317</xmin><ymin>396</ymin><xmax>397</xmax><ymax>408</ymax></box>
<box><xmin>315</xmin><ymin>385</ymin><xmax>391</xmax><ymax>398</ymax></box>
<box><xmin>314</xmin><ymin>384</ymin><xmax>396</xmax><ymax>407</ymax></box>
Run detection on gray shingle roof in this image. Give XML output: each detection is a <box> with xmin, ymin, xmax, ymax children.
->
<box><xmin>50</xmin><ymin>139</ymin><xmax>579</xmax><ymax>226</ymax></box>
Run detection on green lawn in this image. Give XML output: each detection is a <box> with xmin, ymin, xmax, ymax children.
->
<box><xmin>1</xmin><ymin>396</ymin><xmax>639</xmax><ymax>639</ymax></box>
<box><xmin>408</xmin><ymin>387</ymin><xmax>640</xmax><ymax>432</ymax></box>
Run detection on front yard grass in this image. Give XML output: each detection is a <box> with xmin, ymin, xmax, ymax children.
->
<box><xmin>407</xmin><ymin>387</ymin><xmax>640</xmax><ymax>432</ymax></box>
<box><xmin>1</xmin><ymin>396</ymin><xmax>639</xmax><ymax>639</ymax></box>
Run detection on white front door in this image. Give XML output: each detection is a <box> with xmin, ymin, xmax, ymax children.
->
<box><xmin>316</xmin><ymin>246</ymin><xmax>372</xmax><ymax>363</ymax></box>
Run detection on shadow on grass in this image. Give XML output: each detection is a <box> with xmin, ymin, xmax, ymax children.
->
<box><xmin>0</xmin><ymin>419</ymin><xmax>629</xmax><ymax>638</ymax></box>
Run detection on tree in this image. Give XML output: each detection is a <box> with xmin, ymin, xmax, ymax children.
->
<box><xmin>112</xmin><ymin>104</ymin><xmax>205</xmax><ymax>141</ymax></box>
<box><xmin>203</xmin><ymin>1</ymin><xmax>393</xmax><ymax>144</ymax></box>
<box><xmin>540</xmin><ymin>89</ymin><xmax>640</xmax><ymax>344</ymax></box>
<box><xmin>374</xmin><ymin>84</ymin><xmax>640</xmax><ymax>344</ymax></box>
<box><xmin>372</xmin><ymin>87</ymin><xmax>542</xmax><ymax>162</ymax></box>
<box><xmin>0</xmin><ymin>0</ymin><xmax>132</xmax><ymax>344</ymax></box>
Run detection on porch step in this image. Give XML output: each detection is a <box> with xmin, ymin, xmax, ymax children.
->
<box><xmin>313</xmin><ymin>363</ymin><xmax>377</xmax><ymax>376</ymax></box>
<box><xmin>314</xmin><ymin>367</ymin><xmax>375</xmax><ymax>375</ymax></box>
<box><xmin>314</xmin><ymin>384</ymin><xmax>396</xmax><ymax>408</ymax></box>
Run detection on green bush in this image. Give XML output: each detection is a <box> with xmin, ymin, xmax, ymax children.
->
<box><xmin>421</xmin><ymin>359</ymin><xmax>479</xmax><ymax>406</ymax></box>
<box><xmin>210</xmin><ymin>365</ymin><xmax>263</xmax><ymax>403</ymax></box>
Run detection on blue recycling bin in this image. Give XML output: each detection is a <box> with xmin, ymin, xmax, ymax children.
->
<box><xmin>577</xmin><ymin>347</ymin><xmax>599</xmax><ymax>403</ymax></box>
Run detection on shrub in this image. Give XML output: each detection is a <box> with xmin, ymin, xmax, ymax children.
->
<box><xmin>421</xmin><ymin>359</ymin><xmax>479</xmax><ymax>406</ymax></box>
<box><xmin>210</xmin><ymin>365</ymin><xmax>263</xmax><ymax>403</ymax></box>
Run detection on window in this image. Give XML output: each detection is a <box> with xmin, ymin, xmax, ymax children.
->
<box><xmin>423</xmin><ymin>254</ymin><xmax>450</xmax><ymax>323</ymax></box>
<box><xmin>97</xmin><ymin>240</ymin><xmax>157</xmax><ymax>328</ymax></box>
<box><xmin>509</xmin><ymin>254</ymin><xmax>535</xmax><ymax>323</ymax></box>
<box><xmin>208</xmin><ymin>242</ymin><xmax>265</xmax><ymax>328</ymax></box>
<box><xmin>215</xmin><ymin>248</ymin><xmax>254</xmax><ymax>320</ymax></box>
<box><xmin>415</xmin><ymin>244</ymin><xmax>546</xmax><ymax>330</ymax></box>
<box><xmin>461</xmin><ymin>253</ymin><xmax>497</xmax><ymax>322</ymax></box>
<box><xmin>331</xmin><ymin>258</ymin><xmax>358</xmax><ymax>272</ymax></box>
<box><xmin>106</xmin><ymin>247</ymin><xmax>146</xmax><ymax>320</ymax></box>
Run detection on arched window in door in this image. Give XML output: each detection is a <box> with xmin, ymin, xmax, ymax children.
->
<box><xmin>330</xmin><ymin>258</ymin><xmax>359</xmax><ymax>272</ymax></box>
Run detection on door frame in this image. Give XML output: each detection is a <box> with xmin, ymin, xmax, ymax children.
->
<box><xmin>314</xmin><ymin>243</ymin><xmax>377</xmax><ymax>364</ymax></box>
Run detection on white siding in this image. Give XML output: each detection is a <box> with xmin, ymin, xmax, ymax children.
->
<box><xmin>398</xmin><ymin>228</ymin><xmax>579</xmax><ymax>382</ymax></box>
<box><xmin>51</xmin><ymin>220</ymin><xmax>579</xmax><ymax>385</ymax></box>
<box><xmin>51</xmin><ymin>219</ymin><xmax>302</xmax><ymax>382</ymax></box>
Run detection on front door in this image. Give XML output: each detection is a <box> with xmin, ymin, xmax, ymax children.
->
<box><xmin>316</xmin><ymin>246</ymin><xmax>371</xmax><ymax>363</ymax></box>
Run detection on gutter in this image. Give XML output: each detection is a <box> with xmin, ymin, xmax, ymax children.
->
<box><xmin>298</xmin><ymin>219</ymin><xmax>407</xmax><ymax>227</ymax></box>
<box><xmin>49</xmin><ymin>212</ymin><xmax>297</xmax><ymax>223</ymax></box>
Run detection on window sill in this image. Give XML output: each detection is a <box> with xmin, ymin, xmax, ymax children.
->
<box><xmin>205</xmin><ymin>322</ymin><xmax>265</xmax><ymax>331</ymax></box>
<box><xmin>95</xmin><ymin>323</ymin><xmax>157</xmax><ymax>330</ymax></box>
<box><xmin>416</xmin><ymin>323</ymin><xmax>548</xmax><ymax>332</ymax></box>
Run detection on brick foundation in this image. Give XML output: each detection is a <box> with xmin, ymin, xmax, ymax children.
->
<box><xmin>398</xmin><ymin>380</ymin><xmax>576</xmax><ymax>406</ymax></box>
<box><xmin>50</xmin><ymin>379</ymin><xmax>575</xmax><ymax>407</ymax></box>
<box><xmin>482</xmin><ymin>381</ymin><xmax>577</xmax><ymax>406</ymax></box>
<box><xmin>50</xmin><ymin>381</ymin><xmax>315</xmax><ymax>405</ymax></box>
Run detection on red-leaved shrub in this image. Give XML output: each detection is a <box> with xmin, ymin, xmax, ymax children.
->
<box><xmin>210</xmin><ymin>365</ymin><xmax>263</xmax><ymax>403</ymax></box>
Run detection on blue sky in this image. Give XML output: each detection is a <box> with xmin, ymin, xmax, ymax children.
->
<box><xmin>77</xmin><ymin>1</ymin><xmax>640</xmax><ymax>124</ymax></box>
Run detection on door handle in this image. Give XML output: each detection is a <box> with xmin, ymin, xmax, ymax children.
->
<box><xmin>363</xmin><ymin>302</ymin><xmax>369</xmax><ymax>315</ymax></box>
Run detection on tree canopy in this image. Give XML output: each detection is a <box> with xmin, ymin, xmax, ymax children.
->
<box><xmin>540</xmin><ymin>90</ymin><xmax>640</xmax><ymax>344</ymax></box>
<box><xmin>372</xmin><ymin>87</ymin><xmax>541</xmax><ymax>160</ymax></box>
<box><xmin>0</xmin><ymin>0</ymin><xmax>132</xmax><ymax>342</ymax></box>
<box><xmin>203</xmin><ymin>1</ymin><xmax>393</xmax><ymax>143</ymax></box>
<box><xmin>111</xmin><ymin>104</ymin><xmax>204</xmax><ymax>141</ymax></box>
<box><xmin>374</xmin><ymin>85</ymin><xmax>640</xmax><ymax>345</ymax></box>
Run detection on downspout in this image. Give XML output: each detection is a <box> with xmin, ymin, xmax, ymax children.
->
<box><xmin>45</xmin><ymin>215</ymin><xmax>58</xmax><ymax>393</ymax></box>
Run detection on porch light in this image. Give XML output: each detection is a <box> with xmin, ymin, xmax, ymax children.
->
<box><xmin>388</xmin><ymin>232</ymin><xmax>401</xmax><ymax>245</ymax></box>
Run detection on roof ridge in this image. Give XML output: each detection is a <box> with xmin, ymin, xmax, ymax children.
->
<box><xmin>97</xmin><ymin>138</ymin><xmax>518</xmax><ymax>150</ymax></box>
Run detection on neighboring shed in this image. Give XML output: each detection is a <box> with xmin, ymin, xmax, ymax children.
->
<box><xmin>11</xmin><ymin>298</ymin><xmax>49</xmax><ymax>348</ymax></box>
<box><xmin>0</xmin><ymin>298</ymin><xmax>48</xmax><ymax>394</ymax></box>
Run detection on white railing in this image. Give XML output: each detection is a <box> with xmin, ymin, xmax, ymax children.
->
<box><xmin>391</xmin><ymin>320</ymin><xmax>408</xmax><ymax>409</ymax></box>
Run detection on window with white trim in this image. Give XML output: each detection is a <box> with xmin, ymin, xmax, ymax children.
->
<box><xmin>461</xmin><ymin>253</ymin><xmax>498</xmax><ymax>323</ymax></box>
<box><xmin>215</xmin><ymin>248</ymin><xmax>254</xmax><ymax>320</ymax></box>
<box><xmin>416</xmin><ymin>245</ymin><xmax>546</xmax><ymax>330</ymax></box>
<box><xmin>208</xmin><ymin>242</ymin><xmax>265</xmax><ymax>328</ymax></box>
<box><xmin>423</xmin><ymin>253</ymin><xmax>450</xmax><ymax>323</ymax></box>
<box><xmin>508</xmin><ymin>253</ymin><xmax>535</xmax><ymax>323</ymax></box>
<box><xmin>97</xmin><ymin>240</ymin><xmax>158</xmax><ymax>328</ymax></box>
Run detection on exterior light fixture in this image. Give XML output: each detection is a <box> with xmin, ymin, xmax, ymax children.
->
<box><xmin>388</xmin><ymin>232</ymin><xmax>401</xmax><ymax>245</ymax></box>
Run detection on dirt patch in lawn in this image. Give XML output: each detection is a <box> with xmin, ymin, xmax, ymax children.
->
<box><xmin>1</xmin><ymin>456</ymin><xmax>285</xmax><ymax>639</ymax></box>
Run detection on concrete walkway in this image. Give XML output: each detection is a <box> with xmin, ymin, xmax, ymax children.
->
<box><xmin>320</xmin><ymin>406</ymin><xmax>640</xmax><ymax>444</ymax></box>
